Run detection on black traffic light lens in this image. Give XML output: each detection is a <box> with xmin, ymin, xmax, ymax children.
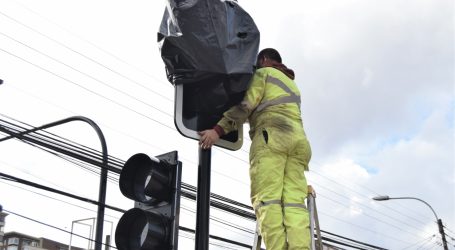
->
<box><xmin>120</xmin><ymin>154</ymin><xmax>171</xmax><ymax>204</ymax></box>
<box><xmin>115</xmin><ymin>208</ymin><xmax>169</xmax><ymax>250</ymax></box>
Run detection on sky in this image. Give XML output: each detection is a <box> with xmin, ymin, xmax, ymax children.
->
<box><xmin>0</xmin><ymin>0</ymin><xmax>454</xmax><ymax>249</ymax></box>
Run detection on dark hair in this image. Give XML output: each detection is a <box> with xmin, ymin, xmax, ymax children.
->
<box><xmin>257</xmin><ymin>48</ymin><xmax>282</xmax><ymax>63</ymax></box>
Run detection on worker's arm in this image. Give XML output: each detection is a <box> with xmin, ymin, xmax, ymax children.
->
<box><xmin>217</xmin><ymin>69</ymin><xmax>266</xmax><ymax>134</ymax></box>
<box><xmin>199</xmin><ymin>70</ymin><xmax>266</xmax><ymax>149</ymax></box>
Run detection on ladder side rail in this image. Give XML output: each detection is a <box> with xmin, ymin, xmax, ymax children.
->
<box><xmin>307</xmin><ymin>191</ymin><xmax>317</xmax><ymax>250</ymax></box>
<box><xmin>252</xmin><ymin>221</ymin><xmax>262</xmax><ymax>250</ymax></box>
<box><xmin>312</xmin><ymin>194</ymin><xmax>323</xmax><ymax>250</ymax></box>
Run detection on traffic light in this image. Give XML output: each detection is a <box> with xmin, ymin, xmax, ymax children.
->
<box><xmin>158</xmin><ymin>0</ymin><xmax>259</xmax><ymax>151</ymax></box>
<box><xmin>115</xmin><ymin>151</ymin><xmax>182</xmax><ymax>250</ymax></box>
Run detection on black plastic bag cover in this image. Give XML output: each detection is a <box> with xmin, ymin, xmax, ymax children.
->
<box><xmin>158</xmin><ymin>0</ymin><xmax>260</xmax><ymax>139</ymax></box>
<box><xmin>158</xmin><ymin>0</ymin><xmax>260</xmax><ymax>91</ymax></box>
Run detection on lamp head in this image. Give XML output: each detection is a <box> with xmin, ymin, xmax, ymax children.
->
<box><xmin>373</xmin><ymin>195</ymin><xmax>390</xmax><ymax>201</ymax></box>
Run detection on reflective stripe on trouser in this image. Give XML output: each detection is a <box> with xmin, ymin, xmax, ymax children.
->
<box><xmin>250</xmin><ymin>127</ymin><xmax>311</xmax><ymax>250</ymax></box>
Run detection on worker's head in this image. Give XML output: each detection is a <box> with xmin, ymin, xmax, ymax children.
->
<box><xmin>256</xmin><ymin>48</ymin><xmax>282</xmax><ymax>69</ymax></box>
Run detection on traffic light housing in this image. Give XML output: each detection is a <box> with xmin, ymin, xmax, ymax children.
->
<box><xmin>115</xmin><ymin>151</ymin><xmax>182</xmax><ymax>250</ymax></box>
<box><xmin>158</xmin><ymin>0</ymin><xmax>259</xmax><ymax>151</ymax></box>
<box><xmin>174</xmin><ymin>79</ymin><xmax>246</xmax><ymax>150</ymax></box>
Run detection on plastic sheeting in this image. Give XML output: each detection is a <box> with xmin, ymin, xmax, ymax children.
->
<box><xmin>158</xmin><ymin>0</ymin><xmax>260</xmax><ymax>148</ymax></box>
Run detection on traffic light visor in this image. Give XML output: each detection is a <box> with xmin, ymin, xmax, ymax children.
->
<box><xmin>119</xmin><ymin>153</ymin><xmax>171</xmax><ymax>204</ymax></box>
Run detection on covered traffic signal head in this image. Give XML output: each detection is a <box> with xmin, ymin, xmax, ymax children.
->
<box><xmin>115</xmin><ymin>151</ymin><xmax>182</xmax><ymax>250</ymax></box>
<box><xmin>158</xmin><ymin>0</ymin><xmax>259</xmax><ymax>150</ymax></box>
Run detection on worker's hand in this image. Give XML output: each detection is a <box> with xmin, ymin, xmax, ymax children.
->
<box><xmin>198</xmin><ymin>129</ymin><xmax>220</xmax><ymax>149</ymax></box>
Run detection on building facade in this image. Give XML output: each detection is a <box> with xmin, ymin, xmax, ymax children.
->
<box><xmin>0</xmin><ymin>212</ymin><xmax>7</xmax><ymax>249</ymax></box>
<box><xmin>2</xmin><ymin>232</ymin><xmax>83</xmax><ymax>250</ymax></box>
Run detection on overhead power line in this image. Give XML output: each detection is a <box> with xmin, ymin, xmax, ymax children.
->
<box><xmin>0</xmin><ymin>48</ymin><xmax>176</xmax><ymax>131</ymax></box>
<box><xmin>0</xmin><ymin>115</ymin><xmax>387</xmax><ymax>249</ymax></box>
<box><xmin>1</xmin><ymin>3</ymin><xmax>449</xmax><ymax>249</ymax></box>
<box><xmin>0</xmin><ymin>9</ymin><xmax>173</xmax><ymax>102</ymax></box>
<box><xmin>0</xmin><ymin>31</ymin><xmax>173</xmax><ymax>118</ymax></box>
<box><xmin>4</xmin><ymin>207</ymin><xmax>258</xmax><ymax>250</ymax></box>
<box><xmin>3</xmin><ymin>208</ymin><xmax>115</xmax><ymax>249</ymax></box>
<box><xmin>0</xmin><ymin>4</ymin><xmax>444</xmax><ymax>237</ymax></box>
<box><xmin>310</xmin><ymin>168</ymin><xmax>431</xmax><ymax>226</ymax></box>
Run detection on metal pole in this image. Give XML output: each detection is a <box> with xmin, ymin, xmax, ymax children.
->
<box><xmin>195</xmin><ymin>146</ymin><xmax>211</xmax><ymax>250</ymax></box>
<box><xmin>89</xmin><ymin>218</ymin><xmax>95</xmax><ymax>250</ymax></box>
<box><xmin>389</xmin><ymin>197</ymin><xmax>447</xmax><ymax>250</ymax></box>
<box><xmin>69</xmin><ymin>221</ymin><xmax>74</xmax><ymax>250</ymax></box>
<box><xmin>375</xmin><ymin>196</ymin><xmax>448</xmax><ymax>250</ymax></box>
<box><xmin>437</xmin><ymin>219</ymin><xmax>449</xmax><ymax>250</ymax></box>
<box><xmin>104</xmin><ymin>235</ymin><xmax>111</xmax><ymax>250</ymax></box>
<box><xmin>0</xmin><ymin>116</ymin><xmax>108</xmax><ymax>250</ymax></box>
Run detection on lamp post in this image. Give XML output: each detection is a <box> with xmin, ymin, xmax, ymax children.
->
<box><xmin>0</xmin><ymin>116</ymin><xmax>108</xmax><ymax>250</ymax></box>
<box><xmin>372</xmin><ymin>195</ymin><xmax>448</xmax><ymax>250</ymax></box>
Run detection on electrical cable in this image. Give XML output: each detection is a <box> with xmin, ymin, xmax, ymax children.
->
<box><xmin>311</xmin><ymin>181</ymin><xmax>429</xmax><ymax>233</ymax></box>
<box><xmin>0</xmin><ymin>31</ymin><xmax>173</xmax><ymax>119</ymax></box>
<box><xmin>317</xmin><ymin>192</ymin><xmax>422</xmax><ymax>239</ymax></box>
<box><xmin>1</xmin><ymin>12</ymin><xmax>252</xmax><ymax>167</ymax></box>
<box><xmin>7</xmin><ymin>0</ymin><xmax>171</xmax><ymax>90</ymax></box>
<box><xmin>0</xmin><ymin>179</ymin><xmax>120</xmax><ymax>220</ymax></box>
<box><xmin>0</xmin><ymin>116</ymin><xmax>255</xmax><ymax>219</ymax></box>
<box><xmin>415</xmin><ymin>235</ymin><xmax>438</xmax><ymax>250</ymax></box>
<box><xmin>180</xmin><ymin>205</ymin><xmax>255</xmax><ymax>238</ymax></box>
<box><xmin>0</xmin><ymin>9</ymin><xmax>173</xmax><ymax>102</ymax></box>
<box><xmin>310</xmin><ymin>167</ymin><xmax>431</xmax><ymax>226</ymax></box>
<box><xmin>0</xmin><ymin>48</ymin><xmax>176</xmax><ymax>131</ymax></box>
<box><xmin>321</xmin><ymin>230</ymin><xmax>387</xmax><ymax>250</ymax></box>
<box><xmin>4</xmin><ymin>207</ymin><xmax>256</xmax><ymax>250</ymax></box>
<box><xmin>318</xmin><ymin>209</ymin><xmax>413</xmax><ymax>246</ymax></box>
<box><xmin>2</xmin><ymin>88</ymin><xmax>438</xmax><ymax>248</ymax></box>
<box><xmin>3</xmin><ymin>208</ymin><xmax>117</xmax><ymax>249</ymax></box>
<box><xmin>1</xmin><ymin>5</ymin><xmax>446</xmax><ymax>237</ymax></box>
<box><xmin>0</xmin><ymin>127</ymin><xmax>388</xmax><ymax>250</ymax></box>
<box><xmin>0</xmin><ymin>4</ymin><xmax>450</xmax><ymax>248</ymax></box>
<box><xmin>0</xmin><ymin>118</ymin><xmax>259</xmax><ymax>236</ymax></box>
<box><xmin>0</xmin><ymin>115</ymin><xmax>406</xmax><ymax>248</ymax></box>
<box><xmin>0</xmin><ymin>119</ymin><xmax>391</xmax><ymax>249</ymax></box>
<box><xmin>401</xmin><ymin>234</ymin><xmax>436</xmax><ymax>250</ymax></box>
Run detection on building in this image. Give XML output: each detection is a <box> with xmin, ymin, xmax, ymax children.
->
<box><xmin>0</xmin><ymin>211</ymin><xmax>7</xmax><ymax>249</ymax></box>
<box><xmin>2</xmin><ymin>232</ymin><xmax>84</xmax><ymax>250</ymax></box>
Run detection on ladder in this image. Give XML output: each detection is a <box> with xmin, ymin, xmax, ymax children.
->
<box><xmin>251</xmin><ymin>185</ymin><xmax>322</xmax><ymax>250</ymax></box>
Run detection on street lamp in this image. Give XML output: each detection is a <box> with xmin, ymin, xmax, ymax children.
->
<box><xmin>372</xmin><ymin>195</ymin><xmax>448</xmax><ymax>250</ymax></box>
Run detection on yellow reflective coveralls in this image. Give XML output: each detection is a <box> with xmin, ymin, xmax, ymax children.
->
<box><xmin>217</xmin><ymin>66</ymin><xmax>312</xmax><ymax>250</ymax></box>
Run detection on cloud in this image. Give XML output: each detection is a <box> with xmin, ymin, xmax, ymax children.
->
<box><xmin>266</xmin><ymin>0</ymin><xmax>454</xmax><ymax>158</ymax></box>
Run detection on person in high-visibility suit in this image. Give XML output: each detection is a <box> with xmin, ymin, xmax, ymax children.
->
<box><xmin>199</xmin><ymin>48</ymin><xmax>312</xmax><ymax>250</ymax></box>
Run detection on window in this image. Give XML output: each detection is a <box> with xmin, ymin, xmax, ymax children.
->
<box><xmin>7</xmin><ymin>238</ymin><xmax>19</xmax><ymax>245</ymax></box>
<box><xmin>31</xmin><ymin>242</ymin><xmax>39</xmax><ymax>247</ymax></box>
<box><xmin>7</xmin><ymin>246</ymin><xmax>18</xmax><ymax>250</ymax></box>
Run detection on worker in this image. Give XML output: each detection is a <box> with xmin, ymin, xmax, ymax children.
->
<box><xmin>199</xmin><ymin>48</ymin><xmax>312</xmax><ymax>249</ymax></box>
